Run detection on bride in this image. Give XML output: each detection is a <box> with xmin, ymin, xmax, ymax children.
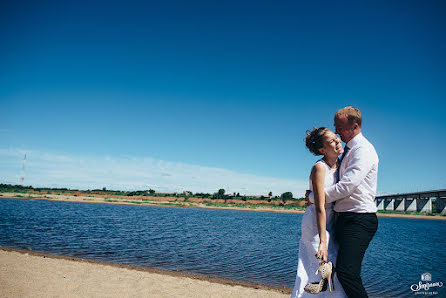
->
<box><xmin>291</xmin><ymin>127</ymin><xmax>347</xmax><ymax>298</ymax></box>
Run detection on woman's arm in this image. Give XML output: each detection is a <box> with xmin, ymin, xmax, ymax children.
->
<box><xmin>311</xmin><ymin>163</ymin><xmax>327</xmax><ymax>262</ymax></box>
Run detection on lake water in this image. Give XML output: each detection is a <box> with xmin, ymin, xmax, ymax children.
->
<box><xmin>0</xmin><ymin>198</ymin><xmax>445</xmax><ymax>297</ymax></box>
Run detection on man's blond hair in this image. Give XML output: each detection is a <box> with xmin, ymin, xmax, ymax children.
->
<box><xmin>335</xmin><ymin>106</ymin><xmax>362</xmax><ymax>127</ymax></box>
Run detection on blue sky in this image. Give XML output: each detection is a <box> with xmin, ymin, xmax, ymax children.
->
<box><xmin>1</xmin><ymin>1</ymin><xmax>445</xmax><ymax>196</ymax></box>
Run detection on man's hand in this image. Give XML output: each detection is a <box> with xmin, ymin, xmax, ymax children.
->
<box><xmin>305</xmin><ymin>190</ymin><xmax>313</xmax><ymax>206</ymax></box>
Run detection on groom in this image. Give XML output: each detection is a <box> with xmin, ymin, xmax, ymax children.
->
<box><xmin>308</xmin><ymin>106</ymin><xmax>379</xmax><ymax>298</ymax></box>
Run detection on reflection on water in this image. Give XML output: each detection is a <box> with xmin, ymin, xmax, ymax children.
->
<box><xmin>0</xmin><ymin>198</ymin><xmax>445</xmax><ymax>297</ymax></box>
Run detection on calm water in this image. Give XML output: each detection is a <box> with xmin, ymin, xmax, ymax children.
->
<box><xmin>0</xmin><ymin>198</ymin><xmax>445</xmax><ymax>297</ymax></box>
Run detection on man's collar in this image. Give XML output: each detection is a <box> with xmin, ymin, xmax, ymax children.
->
<box><xmin>346</xmin><ymin>132</ymin><xmax>362</xmax><ymax>149</ymax></box>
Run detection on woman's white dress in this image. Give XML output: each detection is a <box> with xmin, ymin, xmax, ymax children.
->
<box><xmin>291</xmin><ymin>160</ymin><xmax>347</xmax><ymax>298</ymax></box>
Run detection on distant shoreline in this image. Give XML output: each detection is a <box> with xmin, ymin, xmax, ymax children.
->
<box><xmin>1</xmin><ymin>193</ymin><xmax>445</xmax><ymax>220</ymax></box>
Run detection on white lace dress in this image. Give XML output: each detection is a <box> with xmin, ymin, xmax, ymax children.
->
<box><xmin>291</xmin><ymin>160</ymin><xmax>347</xmax><ymax>298</ymax></box>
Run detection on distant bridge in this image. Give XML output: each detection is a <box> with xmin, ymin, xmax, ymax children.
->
<box><xmin>375</xmin><ymin>189</ymin><xmax>446</xmax><ymax>214</ymax></box>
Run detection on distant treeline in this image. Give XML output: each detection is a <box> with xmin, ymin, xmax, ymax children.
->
<box><xmin>0</xmin><ymin>184</ymin><xmax>303</xmax><ymax>203</ymax></box>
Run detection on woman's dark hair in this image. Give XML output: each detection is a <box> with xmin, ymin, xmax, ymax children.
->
<box><xmin>305</xmin><ymin>127</ymin><xmax>329</xmax><ymax>156</ymax></box>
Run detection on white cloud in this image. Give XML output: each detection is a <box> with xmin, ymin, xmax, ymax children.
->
<box><xmin>0</xmin><ymin>148</ymin><xmax>307</xmax><ymax>197</ymax></box>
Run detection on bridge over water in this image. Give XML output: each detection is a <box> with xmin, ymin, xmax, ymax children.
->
<box><xmin>375</xmin><ymin>189</ymin><xmax>446</xmax><ymax>214</ymax></box>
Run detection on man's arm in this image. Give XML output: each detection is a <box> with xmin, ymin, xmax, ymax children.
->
<box><xmin>324</xmin><ymin>146</ymin><xmax>376</xmax><ymax>203</ymax></box>
<box><xmin>308</xmin><ymin>146</ymin><xmax>376</xmax><ymax>203</ymax></box>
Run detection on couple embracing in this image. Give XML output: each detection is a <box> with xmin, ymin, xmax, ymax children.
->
<box><xmin>291</xmin><ymin>106</ymin><xmax>379</xmax><ymax>298</ymax></box>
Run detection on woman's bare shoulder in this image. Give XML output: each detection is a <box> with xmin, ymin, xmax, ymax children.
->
<box><xmin>310</xmin><ymin>161</ymin><xmax>326</xmax><ymax>177</ymax></box>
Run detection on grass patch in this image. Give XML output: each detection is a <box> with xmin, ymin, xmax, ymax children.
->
<box><xmin>203</xmin><ymin>202</ymin><xmax>248</xmax><ymax>208</ymax></box>
<box><xmin>155</xmin><ymin>202</ymin><xmax>187</xmax><ymax>207</ymax></box>
<box><xmin>271</xmin><ymin>205</ymin><xmax>305</xmax><ymax>211</ymax></box>
<box><xmin>123</xmin><ymin>200</ymin><xmax>143</xmax><ymax>204</ymax></box>
<box><xmin>104</xmin><ymin>199</ymin><xmax>119</xmax><ymax>203</ymax></box>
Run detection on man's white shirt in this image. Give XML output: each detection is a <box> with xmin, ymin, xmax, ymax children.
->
<box><xmin>309</xmin><ymin>132</ymin><xmax>379</xmax><ymax>213</ymax></box>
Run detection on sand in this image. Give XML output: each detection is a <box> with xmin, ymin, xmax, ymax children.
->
<box><xmin>0</xmin><ymin>248</ymin><xmax>290</xmax><ymax>298</ymax></box>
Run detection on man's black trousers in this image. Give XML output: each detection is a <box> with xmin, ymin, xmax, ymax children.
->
<box><xmin>335</xmin><ymin>212</ymin><xmax>378</xmax><ymax>298</ymax></box>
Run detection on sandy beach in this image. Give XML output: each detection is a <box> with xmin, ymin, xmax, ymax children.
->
<box><xmin>0</xmin><ymin>248</ymin><xmax>290</xmax><ymax>298</ymax></box>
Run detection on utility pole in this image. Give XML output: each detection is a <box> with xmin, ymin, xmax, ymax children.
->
<box><xmin>20</xmin><ymin>154</ymin><xmax>26</xmax><ymax>186</ymax></box>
